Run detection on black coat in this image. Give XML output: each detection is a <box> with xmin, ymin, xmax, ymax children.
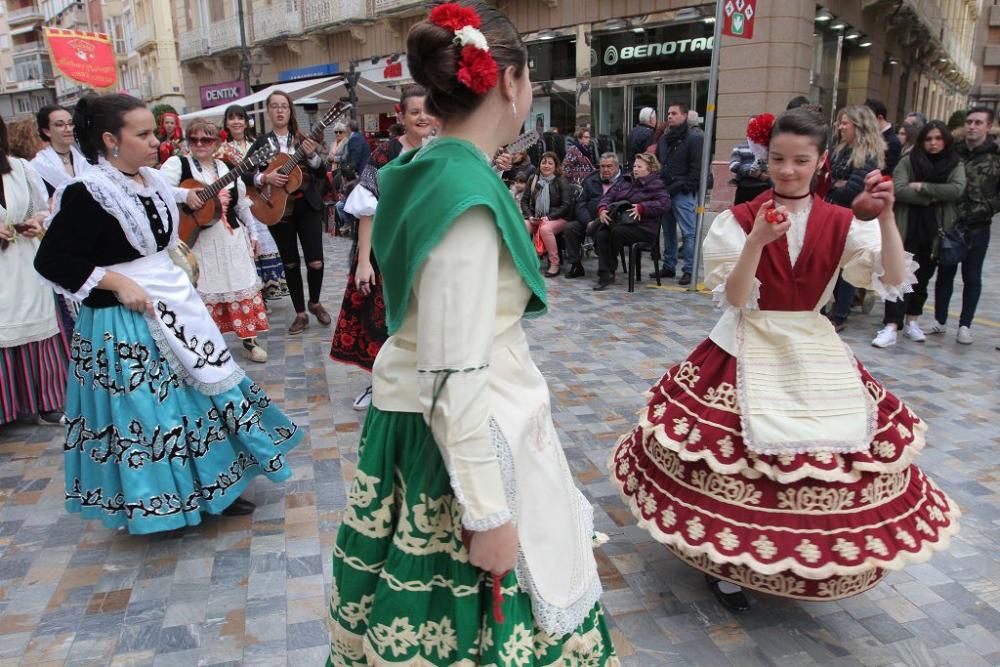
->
<box><xmin>245</xmin><ymin>131</ymin><xmax>329</xmax><ymax>212</ymax></box>
<box><xmin>520</xmin><ymin>174</ymin><xmax>575</xmax><ymax>221</ymax></box>
<box><xmin>575</xmin><ymin>170</ymin><xmax>621</xmax><ymax>225</ymax></box>
<box><xmin>883</xmin><ymin>125</ymin><xmax>902</xmax><ymax>174</ymax></box>
<box><xmin>626</xmin><ymin>124</ymin><xmax>654</xmax><ymax>167</ymax></box>
<box><xmin>656</xmin><ymin>125</ymin><xmax>705</xmax><ymax>196</ymax></box>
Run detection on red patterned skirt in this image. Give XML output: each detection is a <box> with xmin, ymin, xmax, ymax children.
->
<box><xmin>207</xmin><ymin>294</ymin><xmax>269</xmax><ymax>339</ymax></box>
<box><xmin>329</xmin><ymin>244</ymin><xmax>387</xmax><ymax>371</ymax></box>
<box><xmin>610</xmin><ymin>338</ymin><xmax>960</xmax><ymax>601</ymax></box>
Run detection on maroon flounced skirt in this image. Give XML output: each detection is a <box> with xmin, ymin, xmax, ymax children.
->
<box><xmin>329</xmin><ymin>244</ymin><xmax>387</xmax><ymax>371</ymax></box>
<box><xmin>610</xmin><ymin>338</ymin><xmax>960</xmax><ymax>601</ymax></box>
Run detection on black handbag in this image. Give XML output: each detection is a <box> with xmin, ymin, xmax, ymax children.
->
<box><xmin>937</xmin><ymin>222</ymin><xmax>970</xmax><ymax>267</ymax></box>
<box><xmin>606</xmin><ymin>200</ymin><xmax>636</xmax><ymax>226</ymax></box>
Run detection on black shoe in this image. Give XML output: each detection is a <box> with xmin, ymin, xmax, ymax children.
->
<box><xmin>828</xmin><ymin>316</ymin><xmax>847</xmax><ymax>333</ymax></box>
<box><xmin>566</xmin><ymin>263</ymin><xmax>585</xmax><ymax>279</ymax></box>
<box><xmin>222</xmin><ymin>497</ymin><xmax>256</xmax><ymax>516</ymax></box>
<box><xmin>592</xmin><ymin>274</ymin><xmax>614</xmax><ymax>291</ymax></box>
<box><xmin>678</xmin><ymin>272</ymin><xmax>692</xmax><ymax>286</ymax></box>
<box><xmin>706</xmin><ymin>575</ymin><xmax>751</xmax><ymax>613</ymax></box>
<box><xmin>650</xmin><ymin>268</ymin><xmax>675</xmax><ymax>279</ymax></box>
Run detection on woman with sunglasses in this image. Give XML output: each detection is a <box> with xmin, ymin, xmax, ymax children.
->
<box><xmin>220</xmin><ymin>104</ymin><xmax>288</xmax><ymax>303</ymax></box>
<box><xmin>160</xmin><ymin>118</ymin><xmax>269</xmax><ymax>363</ymax></box>
<box><xmin>245</xmin><ymin>90</ymin><xmax>330</xmax><ymax>335</ymax></box>
<box><xmin>326</xmin><ymin>122</ymin><xmax>349</xmax><ymax>169</ymax></box>
<box><xmin>32</xmin><ymin>105</ymin><xmax>90</xmax><ymax>197</ymax></box>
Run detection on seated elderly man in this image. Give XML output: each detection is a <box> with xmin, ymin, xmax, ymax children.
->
<box><xmin>563</xmin><ymin>152</ymin><xmax>623</xmax><ymax>278</ymax></box>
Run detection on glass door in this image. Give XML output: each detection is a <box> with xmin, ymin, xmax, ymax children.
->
<box><xmin>593</xmin><ymin>86</ymin><xmax>626</xmax><ymax>159</ymax></box>
<box><xmin>629</xmin><ymin>84</ymin><xmax>659</xmax><ymax>127</ymax></box>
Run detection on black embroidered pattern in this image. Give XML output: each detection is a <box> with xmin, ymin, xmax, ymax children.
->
<box><xmin>69</xmin><ymin>331</ymin><xmax>181</xmax><ymax>401</ymax></box>
<box><xmin>155</xmin><ymin>301</ymin><xmax>231</xmax><ymax>369</ymax></box>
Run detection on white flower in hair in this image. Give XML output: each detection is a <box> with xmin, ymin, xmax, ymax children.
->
<box><xmin>454</xmin><ymin>25</ymin><xmax>489</xmax><ymax>51</ymax></box>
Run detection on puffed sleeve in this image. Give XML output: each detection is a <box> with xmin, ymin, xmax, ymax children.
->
<box><xmin>702</xmin><ymin>210</ymin><xmax>761</xmax><ymax>310</ymax></box>
<box><xmin>34</xmin><ymin>183</ymin><xmax>106</xmax><ymax>300</ymax></box>
<box><xmin>344</xmin><ymin>184</ymin><xmax>378</xmax><ymax>218</ymax></box>
<box><xmin>840</xmin><ymin>219</ymin><xmax>918</xmax><ymax>302</ymax></box>
<box><xmin>414</xmin><ymin>206</ymin><xmax>510</xmax><ymax>531</ymax></box>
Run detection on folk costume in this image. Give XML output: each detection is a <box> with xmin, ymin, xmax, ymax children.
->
<box><xmin>31</xmin><ymin>144</ymin><xmax>91</xmax><ymax>197</ymax></box>
<box><xmin>220</xmin><ymin>138</ymin><xmax>289</xmax><ymax>301</ymax></box>
<box><xmin>328</xmin><ymin>164</ymin><xmax>386</xmax><ymax>371</ymax></box>
<box><xmin>328</xmin><ymin>138</ymin><xmax>616</xmax><ymax>665</ymax></box>
<box><xmin>34</xmin><ymin>160</ymin><xmax>302</xmax><ymax>534</ymax></box>
<box><xmin>0</xmin><ymin>157</ymin><xmax>69</xmax><ymax>425</ymax></box>
<box><xmin>160</xmin><ymin>155</ymin><xmax>269</xmax><ymax>340</ymax></box>
<box><xmin>610</xmin><ymin>192</ymin><xmax>960</xmax><ymax>601</ymax></box>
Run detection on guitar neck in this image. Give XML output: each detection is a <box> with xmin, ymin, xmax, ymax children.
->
<box><xmin>199</xmin><ymin>158</ymin><xmax>253</xmax><ymax>200</ymax></box>
<box><xmin>278</xmin><ymin>121</ymin><xmax>335</xmax><ymax>175</ymax></box>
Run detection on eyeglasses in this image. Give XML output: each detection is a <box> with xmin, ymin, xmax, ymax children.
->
<box><xmin>51</xmin><ymin>120</ymin><xmax>74</xmax><ymax>129</ymax></box>
<box><xmin>188</xmin><ymin>136</ymin><xmax>217</xmax><ymax>146</ymax></box>
<box><xmin>335</xmin><ymin>130</ymin><xmax>344</xmax><ymax>134</ymax></box>
<box><xmin>268</xmin><ymin>104</ymin><xmax>290</xmax><ymax>111</ymax></box>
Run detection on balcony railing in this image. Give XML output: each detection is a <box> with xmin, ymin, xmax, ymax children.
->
<box><xmin>179</xmin><ymin>33</ymin><xmax>210</xmax><ymax>61</ymax></box>
<box><xmin>373</xmin><ymin>0</ymin><xmax>425</xmax><ymax>14</ymax></box>
<box><xmin>302</xmin><ymin>0</ymin><xmax>367</xmax><ymax>30</ymax></box>
<box><xmin>253</xmin><ymin>1</ymin><xmax>303</xmax><ymax>42</ymax></box>
<box><xmin>7</xmin><ymin>5</ymin><xmax>45</xmax><ymax>26</ymax></box>
<box><xmin>208</xmin><ymin>16</ymin><xmax>243</xmax><ymax>54</ymax></box>
<box><xmin>133</xmin><ymin>22</ymin><xmax>155</xmax><ymax>51</ymax></box>
<box><xmin>12</xmin><ymin>40</ymin><xmax>45</xmax><ymax>55</ymax></box>
<box><xmin>4</xmin><ymin>78</ymin><xmax>52</xmax><ymax>93</ymax></box>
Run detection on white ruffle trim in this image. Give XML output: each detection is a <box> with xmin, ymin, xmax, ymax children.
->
<box><xmin>199</xmin><ymin>283</ymin><xmax>265</xmax><ymax>306</ymax></box>
<box><xmin>142</xmin><ymin>311</ymin><xmax>246</xmax><ymax>395</ymax></box>
<box><xmin>870</xmin><ymin>251</ymin><xmax>919</xmax><ymax>303</ymax></box>
<box><xmin>74</xmin><ymin>267</ymin><xmax>106</xmax><ymax>302</ymax></box>
<box><xmin>711</xmin><ymin>277</ymin><xmax>761</xmax><ymax>311</ymax></box>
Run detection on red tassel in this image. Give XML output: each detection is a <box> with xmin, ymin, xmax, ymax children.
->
<box><xmin>491</xmin><ymin>574</ymin><xmax>505</xmax><ymax>624</ymax></box>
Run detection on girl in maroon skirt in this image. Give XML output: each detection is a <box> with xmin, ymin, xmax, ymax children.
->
<box><xmin>610</xmin><ymin>108</ymin><xmax>960</xmax><ymax>611</ymax></box>
<box><xmin>329</xmin><ymin>85</ymin><xmax>436</xmax><ymax>410</ymax></box>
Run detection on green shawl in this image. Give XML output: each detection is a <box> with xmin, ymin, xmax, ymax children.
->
<box><xmin>372</xmin><ymin>137</ymin><xmax>547</xmax><ymax>335</ymax></box>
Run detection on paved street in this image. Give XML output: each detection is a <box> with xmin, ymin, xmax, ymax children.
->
<box><xmin>0</xmin><ymin>231</ymin><xmax>998</xmax><ymax>667</ymax></box>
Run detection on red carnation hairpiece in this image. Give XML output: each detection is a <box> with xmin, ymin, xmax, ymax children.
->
<box><xmin>429</xmin><ymin>3</ymin><xmax>481</xmax><ymax>32</ymax></box>
<box><xmin>456</xmin><ymin>45</ymin><xmax>498</xmax><ymax>95</ymax></box>
<box><xmin>746</xmin><ymin>113</ymin><xmax>775</xmax><ymax>146</ymax></box>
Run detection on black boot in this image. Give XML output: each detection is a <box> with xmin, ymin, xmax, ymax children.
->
<box><xmin>706</xmin><ymin>575</ymin><xmax>751</xmax><ymax>612</ymax></box>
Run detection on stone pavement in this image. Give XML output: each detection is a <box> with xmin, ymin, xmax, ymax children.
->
<box><xmin>0</xmin><ymin>231</ymin><xmax>998</xmax><ymax>667</ymax></box>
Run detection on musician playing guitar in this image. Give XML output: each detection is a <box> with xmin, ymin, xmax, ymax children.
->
<box><xmin>244</xmin><ymin>90</ymin><xmax>331</xmax><ymax>335</ymax></box>
<box><xmin>161</xmin><ymin>118</ymin><xmax>270</xmax><ymax>364</ymax></box>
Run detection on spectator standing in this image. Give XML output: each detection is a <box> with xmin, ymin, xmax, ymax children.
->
<box><xmin>592</xmin><ymin>152</ymin><xmax>670</xmax><ymax>291</ymax></box>
<box><xmin>521</xmin><ymin>151</ymin><xmax>574</xmax><ymax>277</ymax></box>
<box><xmin>343</xmin><ymin>119</ymin><xmax>371</xmax><ymax>175</ymax></box>
<box><xmin>655</xmin><ymin>101</ymin><xmax>703</xmax><ymax>285</ymax></box>
<box><xmin>563</xmin><ymin>152</ymin><xmax>622</xmax><ymax>278</ymax></box>
<box><xmin>872</xmin><ymin>120</ymin><xmax>965</xmax><ymax>348</ymax></box>
<box><xmin>865</xmin><ymin>98</ymin><xmax>902</xmax><ymax>173</ymax></box>
<box><xmin>627</xmin><ymin>107</ymin><xmax>656</xmax><ymax>167</ymax></box>
<box><xmin>562</xmin><ymin>126</ymin><xmax>596</xmax><ymax>185</ymax></box>
<box><xmin>326</xmin><ymin>122</ymin><xmax>349</xmax><ymax>168</ymax></box>
<box><xmin>826</xmin><ymin>105</ymin><xmax>885</xmax><ymax>331</ymax></box>
<box><xmin>931</xmin><ymin>106</ymin><xmax>1000</xmax><ymax>345</ymax></box>
<box><xmin>897</xmin><ymin>122</ymin><xmax>920</xmax><ymax>161</ymax></box>
<box><xmin>729</xmin><ymin>138</ymin><xmax>770</xmax><ymax>204</ymax></box>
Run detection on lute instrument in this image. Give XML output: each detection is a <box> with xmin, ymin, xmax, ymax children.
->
<box><xmin>249</xmin><ymin>102</ymin><xmax>352</xmax><ymax>226</ymax></box>
<box><xmin>176</xmin><ymin>144</ymin><xmax>277</xmax><ymax>246</ymax></box>
<box><xmin>492</xmin><ymin>130</ymin><xmax>541</xmax><ymax>176</ymax></box>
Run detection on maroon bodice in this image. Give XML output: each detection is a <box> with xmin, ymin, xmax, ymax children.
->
<box><xmin>730</xmin><ymin>192</ymin><xmax>854</xmax><ymax>311</ymax></box>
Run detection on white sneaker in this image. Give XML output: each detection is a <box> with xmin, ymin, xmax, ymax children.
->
<box><xmin>353</xmin><ymin>385</ymin><xmax>373</xmax><ymax>411</ymax></box>
<box><xmin>872</xmin><ymin>326</ymin><xmax>898</xmax><ymax>348</ymax></box>
<box><xmin>956</xmin><ymin>326</ymin><xmax>973</xmax><ymax>345</ymax></box>
<box><xmin>902</xmin><ymin>321</ymin><xmax>926</xmax><ymax>342</ymax></box>
<box><xmin>927</xmin><ymin>321</ymin><xmax>947</xmax><ymax>335</ymax></box>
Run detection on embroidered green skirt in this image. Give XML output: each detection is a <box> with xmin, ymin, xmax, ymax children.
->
<box><xmin>328</xmin><ymin>406</ymin><xmax>618</xmax><ymax>666</ymax></box>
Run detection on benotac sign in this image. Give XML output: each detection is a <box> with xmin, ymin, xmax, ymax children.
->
<box><xmin>591</xmin><ymin>21</ymin><xmax>715</xmax><ymax>76</ymax></box>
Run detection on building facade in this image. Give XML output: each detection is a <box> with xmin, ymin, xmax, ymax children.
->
<box><xmin>971</xmin><ymin>0</ymin><xmax>999</xmax><ymax>112</ymax></box>
<box><xmin>0</xmin><ymin>0</ymin><xmax>56</xmax><ymax>118</ymax></box>
<box><xmin>174</xmin><ymin>1</ymin><xmax>978</xmax><ymax>188</ymax></box>
<box><xmin>119</xmin><ymin>0</ymin><xmax>185</xmax><ymax>110</ymax></box>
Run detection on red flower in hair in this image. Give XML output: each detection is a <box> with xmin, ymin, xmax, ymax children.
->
<box><xmin>747</xmin><ymin>113</ymin><xmax>775</xmax><ymax>146</ymax></box>
<box><xmin>429</xmin><ymin>2</ymin><xmax>481</xmax><ymax>31</ymax></box>
<box><xmin>456</xmin><ymin>45</ymin><xmax>498</xmax><ymax>95</ymax></box>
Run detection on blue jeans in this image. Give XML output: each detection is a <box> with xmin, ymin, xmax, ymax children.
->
<box><xmin>935</xmin><ymin>226</ymin><xmax>991</xmax><ymax>327</ymax></box>
<box><xmin>831</xmin><ymin>275</ymin><xmax>855</xmax><ymax>322</ymax></box>
<box><xmin>662</xmin><ymin>191</ymin><xmax>696</xmax><ymax>274</ymax></box>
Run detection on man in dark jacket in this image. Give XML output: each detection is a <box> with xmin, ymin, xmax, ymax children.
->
<box><xmin>655</xmin><ymin>101</ymin><xmax>703</xmax><ymax>285</ymax></box>
<box><xmin>626</xmin><ymin>107</ymin><xmax>656</xmax><ymax>168</ymax></box>
<box><xmin>865</xmin><ymin>98</ymin><xmax>902</xmax><ymax>174</ymax></box>
<box><xmin>344</xmin><ymin>119</ymin><xmax>371</xmax><ymax>175</ymax></box>
<box><xmin>933</xmin><ymin>106</ymin><xmax>1000</xmax><ymax>345</ymax></box>
<box><xmin>563</xmin><ymin>152</ymin><xmax>621</xmax><ymax>278</ymax></box>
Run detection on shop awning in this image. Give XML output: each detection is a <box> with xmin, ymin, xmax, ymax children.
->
<box><xmin>179</xmin><ymin>75</ymin><xmax>398</xmax><ymax>121</ymax></box>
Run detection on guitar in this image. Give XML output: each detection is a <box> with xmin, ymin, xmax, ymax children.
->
<box><xmin>177</xmin><ymin>144</ymin><xmax>277</xmax><ymax>246</ymax></box>
<box><xmin>249</xmin><ymin>102</ymin><xmax>352</xmax><ymax>226</ymax></box>
<box><xmin>492</xmin><ymin>130</ymin><xmax>541</xmax><ymax>176</ymax></box>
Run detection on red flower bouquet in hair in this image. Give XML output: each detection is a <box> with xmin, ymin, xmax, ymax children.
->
<box><xmin>429</xmin><ymin>3</ymin><xmax>481</xmax><ymax>31</ymax></box>
<box><xmin>746</xmin><ymin>112</ymin><xmax>775</xmax><ymax>161</ymax></box>
<box><xmin>456</xmin><ymin>45</ymin><xmax>498</xmax><ymax>95</ymax></box>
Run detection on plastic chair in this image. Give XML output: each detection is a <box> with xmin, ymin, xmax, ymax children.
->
<box><xmin>622</xmin><ymin>236</ymin><xmax>662</xmax><ymax>293</ymax></box>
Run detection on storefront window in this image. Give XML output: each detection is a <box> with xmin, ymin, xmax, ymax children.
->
<box><xmin>526</xmin><ymin>38</ymin><xmax>578</xmax><ymax>138</ymax></box>
<box><xmin>811</xmin><ymin>21</ymin><xmax>842</xmax><ymax>128</ymax></box>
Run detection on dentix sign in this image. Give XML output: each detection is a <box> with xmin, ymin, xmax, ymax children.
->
<box><xmin>591</xmin><ymin>21</ymin><xmax>714</xmax><ymax>76</ymax></box>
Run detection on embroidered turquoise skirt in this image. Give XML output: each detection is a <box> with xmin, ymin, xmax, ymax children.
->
<box><xmin>64</xmin><ymin>304</ymin><xmax>302</xmax><ymax>534</ymax></box>
<box><xmin>328</xmin><ymin>406</ymin><xmax>618</xmax><ymax>666</ymax></box>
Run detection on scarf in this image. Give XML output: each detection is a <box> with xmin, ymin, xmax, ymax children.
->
<box><xmin>664</xmin><ymin>124</ymin><xmax>687</xmax><ymax>146</ymax></box>
<box><xmin>908</xmin><ymin>148</ymin><xmax>960</xmax><ymax>247</ymax></box>
<box><xmin>533</xmin><ymin>174</ymin><xmax>554</xmax><ymax>218</ymax></box>
<box><xmin>30</xmin><ymin>145</ymin><xmax>90</xmax><ymax>191</ymax></box>
<box><xmin>47</xmin><ymin>160</ymin><xmax>243</xmax><ymax>394</ymax></box>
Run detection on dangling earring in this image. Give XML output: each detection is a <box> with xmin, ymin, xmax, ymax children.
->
<box><xmin>511</xmin><ymin>102</ymin><xmax>517</xmax><ymax>119</ymax></box>
<box><xmin>112</xmin><ymin>145</ymin><xmax>119</xmax><ymax>159</ymax></box>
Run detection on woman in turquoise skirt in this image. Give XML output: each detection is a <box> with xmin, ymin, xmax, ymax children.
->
<box><xmin>34</xmin><ymin>93</ymin><xmax>303</xmax><ymax>534</ymax></box>
<box><xmin>328</xmin><ymin>3</ymin><xmax>617</xmax><ymax>664</ymax></box>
